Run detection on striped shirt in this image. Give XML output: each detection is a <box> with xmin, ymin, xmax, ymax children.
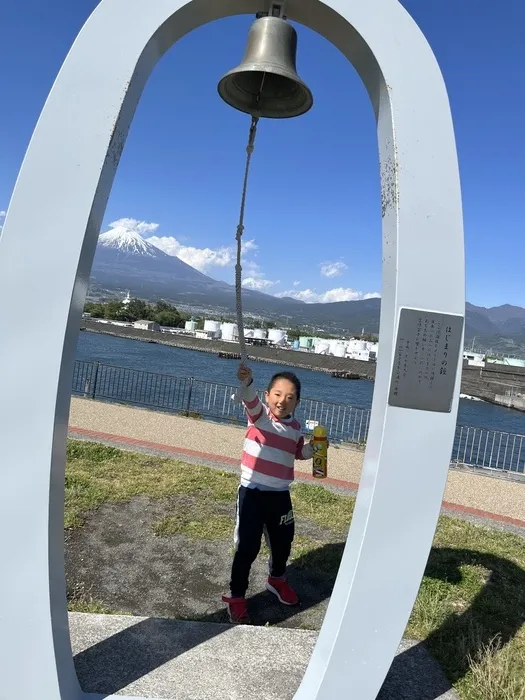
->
<box><xmin>240</xmin><ymin>381</ymin><xmax>313</xmax><ymax>490</ymax></box>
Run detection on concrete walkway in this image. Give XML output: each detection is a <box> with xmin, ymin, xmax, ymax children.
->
<box><xmin>69</xmin><ymin>397</ymin><xmax>525</xmax><ymax>527</ymax></box>
<box><xmin>70</xmin><ymin>612</ymin><xmax>458</xmax><ymax>699</ymax></box>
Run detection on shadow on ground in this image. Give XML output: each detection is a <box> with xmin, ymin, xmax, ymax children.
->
<box><xmin>72</xmin><ymin>537</ymin><xmax>525</xmax><ymax>700</ymax></box>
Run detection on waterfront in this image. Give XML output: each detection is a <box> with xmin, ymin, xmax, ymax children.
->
<box><xmin>77</xmin><ymin>330</ymin><xmax>525</xmax><ymax>436</ymax></box>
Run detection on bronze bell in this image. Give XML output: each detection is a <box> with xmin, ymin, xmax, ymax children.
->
<box><xmin>217</xmin><ymin>15</ymin><xmax>313</xmax><ymax>119</ymax></box>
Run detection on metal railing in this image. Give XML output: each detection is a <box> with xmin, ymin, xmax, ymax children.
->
<box><xmin>72</xmin><ymin>360</ymin><xmax>524</xmax><ymax>476</ymax></box>
<box><xmin>452</xmin><ymin>425</ymin><xmax>525</xmax><ymax>475</ymax></box>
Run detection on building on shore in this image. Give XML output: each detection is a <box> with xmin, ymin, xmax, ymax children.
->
<box><xmin>134</xmin><ymin>319</ymin><xmax>160</xmax><ymax>332</ymax></box>
<box><xmin>463</xmin><ymin>351</ymin><xmax>485</xmax><ymax>367</ymax></box>
<box><xmin>486</xmin><ymin>356</ymin><xmax>525</xmax><ymax>369</ymax></box>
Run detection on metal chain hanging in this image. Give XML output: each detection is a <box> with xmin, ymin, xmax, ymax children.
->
<box><xmin>234</xmin><ymin>114</ymin><xmax>259</xmax><ymax>367</ymax></box>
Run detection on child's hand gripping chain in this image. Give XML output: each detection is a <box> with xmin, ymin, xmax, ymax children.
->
<box><xmin>232</xmin><ymin>363</ymin><xmax>252</xmax><ymax>404</ymax></box>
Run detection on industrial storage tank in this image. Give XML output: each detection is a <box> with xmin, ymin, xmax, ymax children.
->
<box><xmin>185</xmin><ymin>320</ymin><xmax>197</xmax><ymax>332</ymax></box>
<box><xmin>332</xmin><ymin>343</ymin><xmax>346</xmax><ymax>358</ymax></box>
<box><xmin>221</xmin><ymin>322</ymin><xmax>238</xmax><ymax>341</ymax></box>
<box><xmin>268</xmin><ymin>328</ymin><xmax>286</xmax><ymax>345</ymax></box>
<box><xmin>253</xmin><ymin>328</ymin><xmax>267</xmax><ymax>339</ymax></box>
<box><xmin>204</xmin><ymin>320</ymin><xmax>221</xmax><ymax>333</ymax></box>
<box><xmin>244</xmin><ymin>328</ymin><xmax>254</xmax><ymax>338</ymax></box>
<box><xmin>315</xmin><ymin>342</ymin><xmax>330</xmax><ymax>355</ymax></box>
<box><xmin>299</xmin><ymin>336</ymin><xmax>312</xmax><ymax>349</ymax></box>
<box><xmin>348</xmin><ymin>339</ymin><xmax>367</xmax><ymax>351</ymax></box>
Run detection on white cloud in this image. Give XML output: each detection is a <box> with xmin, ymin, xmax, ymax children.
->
<box><xmin>293</xmin><ymin>280</ymin><xmax>301</xmax><ymax>287</ymax></box>
<box><xmin>275</xmin><ymin>287</ymin><xmax>381</xmax><ymax>303</ymax></box>
<box><xmin>148</xmin><ymin>234</ymin><xmax>233</xmax><ymax>272</ymax></box>
<box><xmin>320</xmin><ymin>261</ymin><xmax>348</xmax><ymax>278</ymax></box>
<box><xmin>242</xmin><ymin>277</ymin><xmax>278</xmax><ymax>290</ymax></box>
<box><xmin>109</xmin><ymin>217</ymin><xmax>159</xmax><ymax>236</ymax></box>
<box><xmin>240</xmin><ymin>259</ymin><xmax>278</xmax><ymax>290</ymax></box>
<box><xmin>0</xmin><ymin>211</ymin><xmax>6</xmax><ymax>218</ymax></box>
<box><xmin>104</xmin><ymin>217</ymin><xmax>265</xmax><ymax>279</ymax></box>
<box><xmin>241</xmin><ymin>239</ymin><xmax>258</xmax><ymax>254</ymax></box>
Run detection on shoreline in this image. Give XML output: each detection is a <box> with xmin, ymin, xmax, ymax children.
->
<box><xmin>80</xmin><ymin>321</ymin><xmax>377</xmax><ymax>378</ymax></box>
<box><xmin>80</xmin><ymin>321</ymin><xmax>525</xmax><ymax>413</ymax></box>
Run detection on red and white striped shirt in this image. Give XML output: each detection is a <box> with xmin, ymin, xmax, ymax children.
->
<box><xmin>240</xmin><ymin>381</ymin><xmax>313</xmax><ymax>490</ymax></box>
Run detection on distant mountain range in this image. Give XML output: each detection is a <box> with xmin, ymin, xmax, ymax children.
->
<box><xmin>89</xmin><ymin>230</ymin><xmax>525</xmax><ymax>354</ymax></box>
<box><xmin>92</xmin><ymin>229</ymin><xmax>304</xmax><ymax>317</ymax></box>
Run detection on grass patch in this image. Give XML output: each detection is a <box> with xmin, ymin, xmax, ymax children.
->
<box><xmin>291</xmin><ymin>482</ymin><xmax>354</xmax><ymax>535</ymax></box>
<box><xmin>153</xmin><ymin>511</ymin><xmax>233</xmax><ymax>540</ymax></box>
<box><xmin>68</xmin><ymin>598</ymin><xmax>117</xmax><ymax>614</ymax></box>
<box><xmin>65</xmin><ymin>439</ymin><xmax>525</xmax><ymax>699</ymax></box>
<box><xmin>65</xmin><ymin>440</ymin><xmax>237</xmax><ymax>528</ymax></box>
<box><xmin>405</xmin><ymin>515</ymin><xmax>525</xmax><ymax>700</ymax></box>
<box><xmin>466</xmin><ymin>633</ymin><xmax>525</xmax><ymax>700</ymax></box>
<box><xmin>67</xmin><ymin>582</ymin><xmax>127</xmax><ymax>615</ymax></box>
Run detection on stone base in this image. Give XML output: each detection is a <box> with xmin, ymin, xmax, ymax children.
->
<box><xmin>70</xmin><ymin>613</ymin><xmax>458</xmax><ymax>699</ymax></box>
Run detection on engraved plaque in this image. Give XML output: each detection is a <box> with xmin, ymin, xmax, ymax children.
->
<box><xmin>388</xmin><ymin>308</ymin><xmax>464</xmax><ymax>412</ymax></box>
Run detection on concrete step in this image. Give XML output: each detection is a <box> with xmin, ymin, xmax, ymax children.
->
<box><xmin>70</xmin><ymin>612</ymin><xmax>458</xmax><ymax>699</ymax></box>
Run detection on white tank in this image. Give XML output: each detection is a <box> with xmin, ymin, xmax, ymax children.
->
<box><xmin>253</xmin><ymin>328</ymin><xmax>267</xmax><ymax>339</ymax></box>
<box><xmin>185</xmin><ymin>320</ymin><xmax>197</xmax><ymax>332</ymax></box>
<box><xmin>221</xmin><ymin>322</ymin><xmax>238</xmax><ymax>341</ymax></box>
<box><xmin>268</xmin><ymin>328</ymin><xmax>286</xmax><ymax>345</ymax></box>
<box><xmin>204</xmin><ymin>320</ymin><xmax>221</xmax><ymax>333</ymax></box>
<box><xmin>244</xmin><ymin>328</ymin><xmax>254</xmax><ymax>338</ymax></box>
<box><xmin>348</xmin><ymin>339</ymin><xmax>367</xmax><ymax>351</ymax></box>
<box><xmin>332</xmin><ymin>343</ymin><xmax>346</xmax><ymax>357</ymax></box>
<box><xmin>315</xmin><ymin>342</ymin><xmax>330</xmax><ymax>355</ymax></box>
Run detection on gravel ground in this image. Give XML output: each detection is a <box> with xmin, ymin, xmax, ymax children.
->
<box><xmin>66</xmin><ymin>493</ymin><xmax>339</xmax><ymax>629</ymax></box>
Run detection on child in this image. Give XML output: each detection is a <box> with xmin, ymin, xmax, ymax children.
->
<box><xmin>222</xmin><ymin>365</ymin><xmax>327</xmax><ymax>623</ymax></box>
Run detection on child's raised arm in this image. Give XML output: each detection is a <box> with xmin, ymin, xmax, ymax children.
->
<box><xmin>237</xmin><ymin>365</ymin><xmax>265</xmax><ymax>425</ymax></box>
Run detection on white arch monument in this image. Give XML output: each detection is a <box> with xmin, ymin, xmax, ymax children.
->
<box><xmin>0</xmin><ymin>0</ymin><xmax>464</xmax><ymax>698</ymax></box>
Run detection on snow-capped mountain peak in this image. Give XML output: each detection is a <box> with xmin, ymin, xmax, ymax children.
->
<box><xmin>98</xmin><ymin>228</ymin><xmax>168</xmax><ymax>258</ymax></box>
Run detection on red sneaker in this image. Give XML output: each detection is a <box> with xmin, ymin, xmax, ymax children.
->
<box><xmin>266</xmin><ymin>577</ymin><xmax>299</xmax><ymax>606</ymax></box>
<box><xmin>221</xmin><ymin>595</ymin><xmax>250</xmax><ymax>624</ymax></box>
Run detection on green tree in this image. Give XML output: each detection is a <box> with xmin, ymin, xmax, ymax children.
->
<box><xmin>84</xmin><ymin>302</ymin><xmax>106</xmax><ymax>318</ymax></box>
<box><xmin>104</xmin><ymin>300</ymin><xmax>123</xmax><ymax>319</ymax></box>
<box><xmin>126</xmin><ymin>298</ymin><xmax>148</xmax><ymax>320</ymax></box>
<box><xmin>154</xmin><ymin>310</ymin><xmax>182</xmax><ymax>327</ymax></box>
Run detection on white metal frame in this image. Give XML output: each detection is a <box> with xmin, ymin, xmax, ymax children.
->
<box><xmin>0</xmin><ymin>0</ymin><xmax>464</xmax><ymax>698</ymax></box>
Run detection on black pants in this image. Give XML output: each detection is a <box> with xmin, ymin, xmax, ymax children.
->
<box><xmin>230</xmin><ymin>485</ymin><xmax>295</xmax><ymax>597</ymax></box>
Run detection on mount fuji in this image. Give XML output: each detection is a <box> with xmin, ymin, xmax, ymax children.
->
<box><xmin>90</xmin><ymin>229</ymin><xmax>303</xmax><ymax>315</ymax></box>
<box><xmin>97</xmin><ymin>229</ymin><xmax>170</xmax><ymax>258</ymax></box>
<box><xmin>89</xmin><ymin>229</ymin><xmax>525</xmax><ymax>350</ymax></box>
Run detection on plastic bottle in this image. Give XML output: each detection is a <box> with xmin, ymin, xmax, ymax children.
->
<box><xmin>312</xmin><ymin>425</ymin><xmax>328</xmax><ymax>479</ymax></box>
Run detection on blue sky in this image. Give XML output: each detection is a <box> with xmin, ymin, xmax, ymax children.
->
<box><xmin>1</xmin><ymin>0</ymin><xmax>523</xmax><ymax>307</ymax></box>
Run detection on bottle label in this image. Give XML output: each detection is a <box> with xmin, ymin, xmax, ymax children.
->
<box><xmin>313</xmin><ymin>454</ymin><xmax>327</xmax><ymax>477</ymax></box>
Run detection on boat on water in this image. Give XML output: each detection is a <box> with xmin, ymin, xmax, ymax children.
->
<box><xmin>460</xmin><ymin>393</ymin><xmax>485</xmax><ymax>402</ymax></box>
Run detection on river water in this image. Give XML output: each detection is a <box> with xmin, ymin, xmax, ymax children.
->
<box><xmin>76</xmin><ymin>330</ymin><xmax>525</xmax><ymax>436</ymax></box>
